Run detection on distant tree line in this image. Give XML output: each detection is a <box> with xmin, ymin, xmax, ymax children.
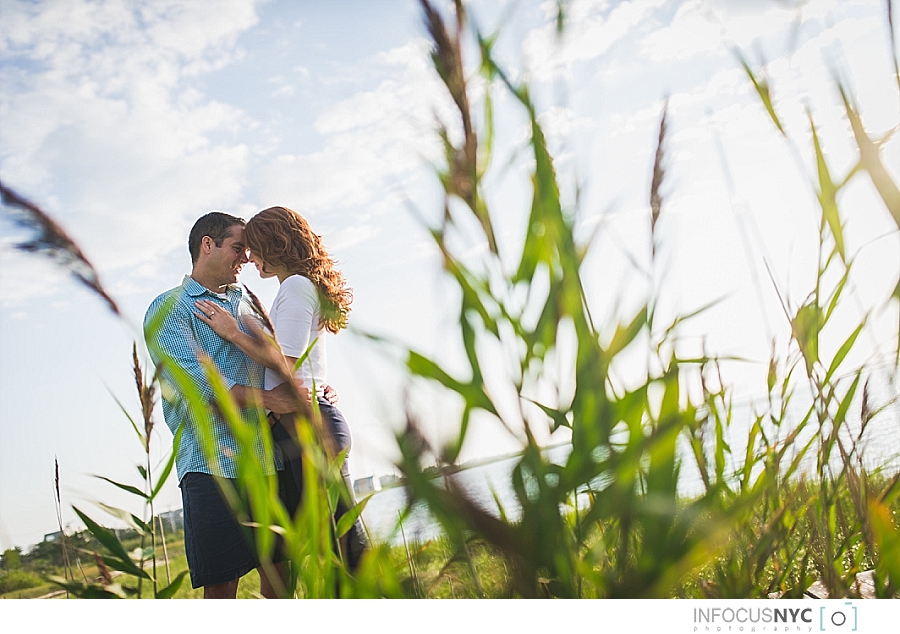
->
<box><xmin>1</xmin><ymin>523</ymin><xmax>181</xmax><ymax>595</ymax></box>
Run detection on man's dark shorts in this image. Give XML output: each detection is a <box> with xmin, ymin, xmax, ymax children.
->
<box><xmin>179</xmin><ymin>472</ymin><xmax>285</xmax><ymax>589</ymax></box>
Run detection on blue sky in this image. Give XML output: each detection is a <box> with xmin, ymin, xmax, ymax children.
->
<box><xmin>1</xmin><ymin>0</ymin><xmax>898</xmax><ymax>552</ymax></box>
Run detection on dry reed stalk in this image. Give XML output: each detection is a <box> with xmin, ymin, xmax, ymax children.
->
<box><xmin>0</xmin><ymin>181</ymin><xmax>120</xmax><ymax>316</ymax></box>
<box><xmin>398</xmin><ymin>511</ymin><xmax>421</xmax><ymax>597</ymax></box>
<box><xmin>243</xmin><ymin>283</ymin><xmax>276</xmax><ymax>335</ymax></box>
<box><xmin>397</xmin><ymin>417</ymin><xmax>529</xmax><ymax>591</ymax></box>
<box><xmin>52</xmin><ymin>458</ymin><xmax>74</xmax><ymax>592</ymax></box>
<box><xmin>888</xmin><ymin>0</ymin><xmax>900</xmax><ymax>99</ymax></box>
<box><xmin>649</xmin><ymin>99</ymin><xmax>669</xmax><ymax>258</ymax></box>
<box><xmin>156</xmin><ymin>515</ymin><xmax>171</xmax><ymax>584</ymax></box>
<box><xmin>420</xmin><ymin>0</ymin><xmax>497</xmax><ymax>253</ymax></box>
<box><xmin>132</xmin><ymin>344</ymin><xmax>156</xmax><ymax>446</ymax></box>
<box><xmin>93</xmin><ymin>551</ymin><xmax>114</xmax><ymax>586</ymax></box>
<box><xmin>860</xmin><ymin>377</ymin><xmax>873</xmax><ymax>440</ymax></box>
<box><xmin>131</xmin><ymin>345</ymin><xmax>154</xmax><ymax>597</ymax></box>
<box><xmin>420</xmin><ymin>0</ymin><xmax>474</xmax><ymax>195</ymax></box>
<box><xmin>75</xmin><ymin>555</ymin><xmax>88</xmax><ymax>582</ymax></box>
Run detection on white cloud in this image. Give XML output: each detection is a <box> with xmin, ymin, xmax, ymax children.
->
<box><xmin>0</xmin><ymin>0</ymin><xmax>264</xmax><ymax>272</ymax></box>
<box><xmin>272</xmin><ymin>85</ymin><xmax>295</xmax><ymax>97</ymax></box>
<box><xmin>638</xmin><ymin>0</ymin><xmax>730</xmax><ymax>62</ymax></box>
<box><xmin>330</xmin><ymin>224</ymin><xmax>383</xmax><ymax>253</ymax></box>
<box><xmin>637</xmin><ymin>0</ymin><xmax>879</xmax><ymax>65</ymax></box>
<box><xmin>522</xmin><ymin>0</ymin><xmax>669</xmax><ymax>80</ymax></box>
<box><xmin>537</xmin><ymin>105</ymin><xmax>575</xmax><ymax>141</ymax></box>
<box><xmin>316</xmin><ymin>39</ymin><xmax>435</xmax><ymax>135</ymax></box>
<box><xmin>268</xmin><ymin>64</ymin><xmax>312</xmax><ymax>99</ymax></box>
<box><xmin>0</xmin><ymin>248</ymin><xmax>68</xmax><ymax>307</ymax></box>
<box><xmin>142</xmin><ymin>0</ymin><xmax>259</xmax><ymax>59</ymax></box>
<box><xmin>256</xmin><ymin>39</ymin><xmax>449</xmax><ymax>225</ymax></box>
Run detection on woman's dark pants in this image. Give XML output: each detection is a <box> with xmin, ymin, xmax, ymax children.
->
<box><xmin>271</xmin><ymin>397</ymin><xmax>368</xmax><ymax>570</ymax></box>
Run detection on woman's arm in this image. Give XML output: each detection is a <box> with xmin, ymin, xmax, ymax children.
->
<box><xmin>196</xmin><ymin>297</ymin><xmax>339</xmax><ymax>405</ymax></box>
<box><xmin>194</xmin><ymin>298</ymin><xmax>287</xmax><ymax>373</ymax></box>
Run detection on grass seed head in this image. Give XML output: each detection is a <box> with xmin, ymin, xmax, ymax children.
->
<box><xmin>242</xmin><ymin>283</ymin><xmax>276</xmax><ymax>335</ymax></box>
<box><xmin>0</xmin><ymin>181</ymin><xmax>120</xmax><ymax>316</ymax></box>
<box><xmin>650</xmin><ymin>99</ymin><xmax>669</xmax><ymax>253</ymax></box>
<box><xmin>93</xmin><ymin>552</ymin><xmax>114</xmax><ymax>585</ymax></box>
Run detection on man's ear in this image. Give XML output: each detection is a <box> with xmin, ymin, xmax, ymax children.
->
<box><xmin>201</xmin><ymin>235</ymin><xmax>214</xmax><ymax>255</ymax></box>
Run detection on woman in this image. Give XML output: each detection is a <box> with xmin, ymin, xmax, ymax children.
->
<box><xmin>194</xmin><ymin>205</ymin><xmax>366</xmax><ymax>571</ymax></box>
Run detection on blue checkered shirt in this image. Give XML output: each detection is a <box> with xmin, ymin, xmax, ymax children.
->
<box><xmin>144</xmin><ymin>275</ymin><xmax>282</xmax><ymax>481</ymax></box>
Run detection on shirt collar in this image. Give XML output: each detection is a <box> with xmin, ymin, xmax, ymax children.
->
<box><xmin>181</xmin><ymin>275</ymin><xmax>241</xmax><ymax>298</ymax></box>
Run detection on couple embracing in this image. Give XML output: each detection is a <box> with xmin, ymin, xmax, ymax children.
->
<box><xmin>144</xmin><ymin>206</ymin><xmax>366</xmax><ymax>599</ymax></box>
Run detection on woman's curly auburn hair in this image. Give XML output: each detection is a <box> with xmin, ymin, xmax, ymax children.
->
<box><xmin>244</xmin><ymin>206</ymin><xmax>352</xmax><ymax>334</ymax></box>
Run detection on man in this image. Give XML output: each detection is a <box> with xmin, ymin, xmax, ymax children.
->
<box><xmin>144</xmin><ymin>212</ymin><xmax>300</xmax><ymax>599</ymax></box>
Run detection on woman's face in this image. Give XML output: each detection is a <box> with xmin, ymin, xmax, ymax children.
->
<box><xmin>249</xmin><ymin>251</ymin><xmax>277</xmax><ymax>279</ymax></box>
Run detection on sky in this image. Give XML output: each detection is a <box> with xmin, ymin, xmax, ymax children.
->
<box><xmin>0</xmin><ymin>0</ymin><xmax>898</xmax><ymax>552</ymax></box>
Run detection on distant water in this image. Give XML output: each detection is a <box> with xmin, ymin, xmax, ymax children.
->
<box><xmin>360</xmin><ymin>369</ymin><xmax>900</xmax><ymax>545</ymax></box>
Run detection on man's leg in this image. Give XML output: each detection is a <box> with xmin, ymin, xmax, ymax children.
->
<box><xmin>204</xmin><ymin>579</ymin><xmax>239</xmax><ymax>599</ymax></box>
<box><xmin>258</xmin><ymin>561</ymin><xmax>290</xmax><ymax>599</ymax></box>
<box><xmin>180</xmin><ymin>473</ymin><xmax>259</xmax><ymax>596</ymax></box>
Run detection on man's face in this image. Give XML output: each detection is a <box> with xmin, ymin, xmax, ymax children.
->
<box><xmin>207</xmin><ymin>226</ymin><xmax>249</xmax><ymax>285</ymax></box>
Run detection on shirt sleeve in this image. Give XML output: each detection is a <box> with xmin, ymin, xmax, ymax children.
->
<box><xmin>273</xmin><ymin>276</ymin><xmax>319</xmax><ymax>358</ymax></box>
<box><xmin>144</xmin><ymin>293</ymin><xmax>237</xmax><ymax>406</ymax></box>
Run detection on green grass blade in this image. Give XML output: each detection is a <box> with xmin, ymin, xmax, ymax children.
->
<box><xmin>95</xmin><ymin>503</ymin><xmax>151</xmax><ymax>535</ymax></box>
<box><xmin>791</xmin><ymin>296</ymin><xmax>821</xmax><ymax>378</ymax></box>
<box><xmin>107</xmin><ymin>389</ymin><xmax>144</xmax><ymax>447</ymax></box>
<box><xmin>72</xmin><ymin>506</ymin><xmax>150</xmax><ymax>579</ymax></box>
<box><xmin>824</xmin><ymin>321</ymin><xmax>865</xmax><ymax>384</ymax></box>
<box><xmin>869</xmin><ymin>499</ymin><xmax>900</xmax><ymax>596</ymax></box>
<box><xmin>737</xmin><ymin>53</ymin><xmax>785</xmax><ymax>136</ymax></box>
<box><xmin>92</xmin><ymin>475</ymin><xmax>148</xmax><ymax>500</ymax></box>
<box><xmin>155</xmin><ymin>570</ymin><xmax>188</xmax><ymax>599</ymax></box>
<box><xmin>839</xmin><ymin>83</ymin><xmax>900</xmax><ymax>229</ymax></box>
<box><xmin>808</xmin><ymin>109</ymin><xmax>846</xmax><ymax>262</ymax></box>
<box><xmin>150</xmin><ymin>424</ymin><xmax>183</xmax><ymax>501</ymax></box>
<box><xmin>335</xmin><ymin>494</ymin><xmax>371</xmax><ymax>538</ymax></box>
<box><xmin>47</xmin><ymin>575</ymin><xmax>132</xmax><ymax>598</ymax></box>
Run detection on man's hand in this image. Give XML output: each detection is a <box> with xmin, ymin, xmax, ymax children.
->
<box><xmin>229</xmin><ymin>381</ymin><xmax>321</xmax><ymax>414</ymax></box>
<box><xmin>323</xmin><ymin>384</ymin><xmax>338</xmax><ymax>405</ymax></box>
<box><xmin>264</xmin><ymin>382</ymin><xmax>310</xmax><ymax>415</ymax></box>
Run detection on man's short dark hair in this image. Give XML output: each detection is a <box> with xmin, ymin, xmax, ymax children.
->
<box><xmin>188</xmin><ymin>212</ymin><xmax>246</xmax><ymax>263</ymax></box>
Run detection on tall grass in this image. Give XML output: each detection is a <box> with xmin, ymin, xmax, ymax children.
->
<box><xmin>51</xmin><ymin>457</ymin><xmax>75</xmax><ymax>594</ymax></box>
<box><xmin>0</xmin><ymin>0</ymin><xmax>898</xmax><ymax>599</ymax></box>
<box><xmin>44</xmin><ymin>346</ymin><xmax>187</xmax><ymax>598</ymax></box>
<box><xmin>383</xmin><ymin>0</ymin><xmax>900</xmax><ymax>598</ymax></box>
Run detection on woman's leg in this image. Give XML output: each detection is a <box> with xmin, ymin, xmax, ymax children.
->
<box><xmin>317</xmin><ymin>398</ymin><xmax>369</xmax><ymax>570</ymax></box>
<box><xmin>271</xmin><ymin>412</ymin><xmax>303</xmax><ymax>516</ymax></box>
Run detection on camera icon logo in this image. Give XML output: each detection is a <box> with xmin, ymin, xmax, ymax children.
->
<box><xmin>819</xmin><ymin>602</ymin><xmax>857</xmax><ymax>631</ymax></box>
